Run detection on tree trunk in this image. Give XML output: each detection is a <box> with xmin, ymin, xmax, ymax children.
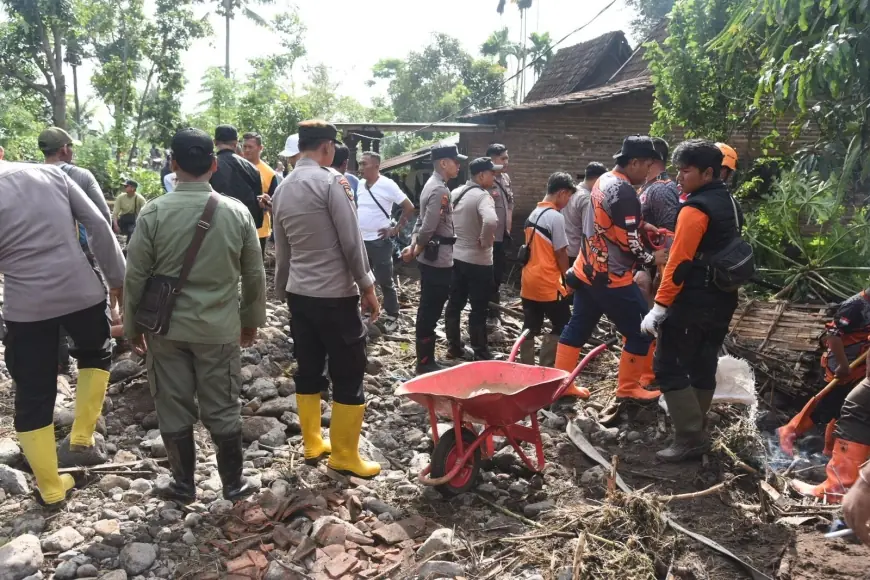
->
<box><xmin>72</xmin><ymin>65</ymin><xmax>82</xmax><ymax>139</ymax></box>
<box><xmin>127</xmin><ymin>62</ymin><xmax>156</xmax><ymax>168</ymax></box>
<box><xmin>51</xmin><ymin>85</ymin><xmax>67</xmax><ymax>129</ymax></box>
<box><xmin>225</xmin><ymin>11</ymin><xmax>231</xmax><ymax>78</ymax></box>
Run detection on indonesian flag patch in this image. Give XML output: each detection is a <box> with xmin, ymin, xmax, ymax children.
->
<box><xmin>839</xmin><ymin>316</ymin><xmax>851</xmax><ymax>327</ymax></box>
<box><xmin>625</xmin><ymin>215</ymin><xmax>637</xmax><ymax>227</ymax></box>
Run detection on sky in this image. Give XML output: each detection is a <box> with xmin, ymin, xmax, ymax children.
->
<box><xmin>82</xmin><ymin>0</ymin><xmax>637</xmax><ymax>123</ymax></box>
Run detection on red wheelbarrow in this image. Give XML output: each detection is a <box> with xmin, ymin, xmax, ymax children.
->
<box><xmin>395</xmin><ymin>331</ymin><xmax>610</xmax><ymax>496</ymax></box>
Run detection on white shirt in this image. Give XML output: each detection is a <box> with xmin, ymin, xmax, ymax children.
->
<box><xmin>357</xmin><ymin>176</ymin><xmax>409</xmax><ymax>241</ymax></box>
<box><xmin>164</xmin><ymin>172</ymin><xmax>177</xmax><ymax>192</ymax></box>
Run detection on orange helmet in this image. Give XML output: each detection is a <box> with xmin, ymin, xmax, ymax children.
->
<box><xmin>716</xmin><ymin>142</ymin><xmax>738</xmax><ymax>171</ymax></box>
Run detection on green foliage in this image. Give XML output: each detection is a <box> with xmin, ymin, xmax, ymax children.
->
<box><xmin>0</xmin><ymin>86</ymin><xmax>49</xmax><ymax>161</ymax></box>
<box><xmin>714</xmin><ymin>0</ymin><xmax>870</xmax><ymax>182</ymax></box>
<box><xmin>124</xmin><ymin>167</ymin><xmax>163</xmax><ymax>200</ymax></box>
<box><xmin>623</xmin><ymin>0</ymin><xmax>675</xmax><ymax>38</ymax></box>
<box><xmin>647</xmin><ymin>0</ymin><xmax>761</xmax><ymax>141</ymax></box>
<box><xmin>74</xmin><ymin>137</ymin><xmax>120</xmax><ymax>194</ymax></box>
<box><xmin>0</xmin><ymin>0</ymin><xmax>76</xmax><ymax>126</ymax></box>
<box><xmin>373</xmin><ymin>33</ymin><xmax>506</xmax><ymax>122</ymax></box>
<box><xmin>194</xmin><ymin>67</ymin><xmax>241</xmax><ymax>128</ymax></box>
<box><xmin>481</xmin><ymin>27</ymin><xmax>520</xmax><ymax>68</ymax></box>
<box><xmin>528</xmin><ymin>32</ymin><xmax>552</xmax><ymax>78</ymax></box>
<box><xmin>744</xmin><ymin>169</ymin><xmax>870</xmax><ymax>300</ymax></box>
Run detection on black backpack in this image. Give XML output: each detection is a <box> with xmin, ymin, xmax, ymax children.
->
<box><xmin>698</xmin><ymin>195</ymin><xmax>755</xmax><ymax>292</ymax></box>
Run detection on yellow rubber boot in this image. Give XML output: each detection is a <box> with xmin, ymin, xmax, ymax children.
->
<box><xmin>18</xmin><ymin>425</ymin><xmax>75</xmax><ymax>506</ymax></box>
<box><xmin>554</xmin><ymin>343</ymin><xmax>590</xmax><ymax>399</ymax></box>
<box><xmin>327</xmin><ymin>403</ymin><xmax>381</xmax><ymax>478</ymax></box>
<box><xmin>296</xmin><ymin>394</ymin><xmax>331</xmax><ymax>464</ymax></box>
<box><xmin>70</xmin><ymin>368</ymin><xmax>110</xmax><ymax>450</ymax></box>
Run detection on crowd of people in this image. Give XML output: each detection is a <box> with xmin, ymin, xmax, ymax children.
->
<box><xmin>0</xmin><ymin>120</ymin><xmax>868</xmax><ymax>545</ymax></box>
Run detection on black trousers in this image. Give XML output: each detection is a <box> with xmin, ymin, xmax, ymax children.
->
<box><xmin>835</xmin><ymin>380</ymin><xmax>870</xmax><ymax>445</ymax></box>
<box><xmin>522</xmin><ymin>297</ymin><xmax>571</xmax><ymax>337</ymax></box>
<box><xmin>288</xmin><ymin>293</ymin><xmax>366</xmax><ymax>405</ymax></box>
<box><xmin>446</xmin><ymin>260</ymin><xmax>493</xmax><ymax>330</ymax></box>
<box><xmin>489</xmin><ymin>241</ymin><xmax>507</xmax><ymax>316</ymax></box>
<box><xmin>416</xmin><ymin>263</ymin><xmax>452</xmax><ymax>339</ymax></box>
<box><xmin>654</xmin><ymin>316</ymin><xmax>729</xmax><ymax>393</ymax></box>
<box><xmin>5</xmin><ymin>301</ymin><xmax>112</xmax><ymax>432</ymax></box>
<box><xmin>811</xmin><ymin>380</ymin><xmax>859</xmax><ymax>426</ymax></box>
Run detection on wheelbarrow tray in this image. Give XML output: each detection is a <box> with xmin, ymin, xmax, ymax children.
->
<box><xmin>395</xmin><ymin>360</ymin><xmax>569</xmax><ymax>426</ymax></box>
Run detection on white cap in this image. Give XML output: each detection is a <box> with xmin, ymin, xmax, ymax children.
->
<box><xmin>280</xmin><ymin>134</ymin><xmax>299</xmax><ymax>158</ymax></box>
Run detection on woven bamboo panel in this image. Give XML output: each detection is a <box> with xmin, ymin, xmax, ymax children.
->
<box><xmin>726</xmin><ymin>300</ymin><xmax>830</xmax><ymax>401</ymax></box>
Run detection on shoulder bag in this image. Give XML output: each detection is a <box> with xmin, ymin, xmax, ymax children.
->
<box><xmin>517</xmin><ymin>208</ymin><xmax>551</xmax><ymax>266</ymax></box>
<box><xmin>134</xmin><ymin>192</ymin><xmax>219</xmax><ymax>335</ymax></box>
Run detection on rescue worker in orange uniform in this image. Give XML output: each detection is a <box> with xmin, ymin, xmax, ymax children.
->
<box><xmin>679</xmin><ymin>142</ymin><xmax>736</xmax><ymax>203</ymax></box>
<box><xmin>641</xmin><ymin>140</ymin><xmax>742</xmax><ymax>461</ymax></box>
<box><xmin>519</xmin><ymin>172</ymin><xmax>575</xmax><ymax>370</ymax></box>
<box><xmin>792</xmin><ymin>359</ymin><xmax>870</xmax><ymax>503</ymax></box>
<box><xmin>788</xmin><ymin>291</ymin><xmax>870</xmax><ymax>503</ymax></box>
<box><xmin>716</xmin><ymin>142</ymin><xmax>738</xmax><ymax>183</ymax></box>
<box><xmin>556</xmin><ymin>136</ymin><xmax>667</xmax><ymax>401</ymax></box>
<box><xmin>779</xmin><ymin>290</ymin><xmax>870</xmax><ymax>458</ymax></box>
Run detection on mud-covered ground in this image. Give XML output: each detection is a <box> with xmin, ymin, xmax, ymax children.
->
<box><xmin>0</xmin><ymin>262</ymin><xmax>867</xmax><ymax>580</ymax></box>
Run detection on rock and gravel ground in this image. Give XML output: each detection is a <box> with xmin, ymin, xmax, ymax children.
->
<box><xmin>0</xmin><ymin>264</ymin><xmax>867</xmax><ymax>580</ymax></box>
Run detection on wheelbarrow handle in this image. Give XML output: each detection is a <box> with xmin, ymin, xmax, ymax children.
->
<box><xmin>508</xmin><ymin>329</ymin><xmax>531</xmax><ymax>362</ymax></box>
<box><xmin>554</xmin><ymin>337</ymin><xmax>618</xmax><ymax>399</ymax></box>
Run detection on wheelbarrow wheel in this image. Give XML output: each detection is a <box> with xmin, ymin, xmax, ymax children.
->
<box><xmin>431</xmin><ymin>427</ymin><xmax>481</xmax><ymax>497</ymax></box>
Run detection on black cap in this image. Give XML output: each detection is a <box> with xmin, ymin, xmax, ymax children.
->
<box><xmin>613</xmin><ymin>135</ymin><xmax>660</xmax><ymax>161</ymax></box>
<box><xmin>298</xmin><ymin>122</ymin><xmax>342</xmax><ymax>144</ymax></box>
<box><xmin>547</xmin><ymin>172</ymin><xmax>577</xmax><ymax>194</ymax></box>
<box><xmin>124</xmin><ymin>178</ymin><xmax>139</xmax><ymax>189</ymax></box>
<box><xmin>431</xmin><ymin>144</ymin><xmax>468</xmax><ymax>162</ymax></box>
<box><xmin>469</xmin><ymin>157</ymin><xmax>503</xmax><ymax>175</ymax></box>
<box><xmin>171</xmin><ymin>128</ymin><xmax>215</xmax><ymax>171</ymax></box>
<box><xmin>214</xmin><ymin>125</ymin><xmax>239</xmax><ymax>143</ymax></box>
<box><xmin>581</xmin><ymin>162</ymin><xmax>607</xmax><ymax>180</ymax></box>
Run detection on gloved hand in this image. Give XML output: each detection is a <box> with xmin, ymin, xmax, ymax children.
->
<box><xmin>640</xmin><ymin>304</ymin><xmax>668</xmax><ymax>337</ymax></box>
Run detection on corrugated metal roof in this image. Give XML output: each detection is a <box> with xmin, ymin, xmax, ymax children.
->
<box><xmin>380</xmin><ymin>135</ymin><xmax>460</xmax><ymax>172</ymax></box>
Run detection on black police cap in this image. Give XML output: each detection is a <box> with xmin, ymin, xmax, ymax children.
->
<box><xmin>430</xmin><ymin>144</ymin><xmax>468</xmax><ymax>162</ymax></box>
<box><xmin>469</xmin><ymin>157</ymin><xmax>503</xmax><ymax>175</ymax></box>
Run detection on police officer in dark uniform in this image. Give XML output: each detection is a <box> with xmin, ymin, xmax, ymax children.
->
<box><xmin>402</xmin><ymin>144</ymin><xmax>466</xmax><ymax>375</ymax></box>
<box><xmin>272</xmin><ymin>120</ymin><xmax>382</xmax><ymax>478</ymax></box>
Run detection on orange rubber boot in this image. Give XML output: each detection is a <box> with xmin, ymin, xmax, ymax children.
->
<box><xmin>823</xmin><ymin>419</ymin><xmax>837</xmax><ymax>457</ymax></box>
<box><xmin>777</xmin><ymin>409</ymin><xmax>815</xmax><ymax>457</ymax></box>
<box><xmin>615</xmin><ymin>349</ymin><xmax>661</xmax><ymax>401</ymax></box>
<box><xmin>792</xmin><ymin>439</ymin><xmax>870</xmax><ymax>503</ymax></box>
<box><xmin>555</xmin><ymin>344</ymin><xmax>589</xmax><ymax>399</ymax></box>
<box><xmin>639</xmin><ymin>339</ymin><xmax>657</xmax><ymax>388</ymax></box>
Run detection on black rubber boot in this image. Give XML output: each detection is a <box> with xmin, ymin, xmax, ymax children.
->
<box><xmin>159</xmin><ymin>428</ymin><xmax>197</xmax><ymax>504</ymax></box>
<box><xmin>470</xmin><ymin>325</ymin><xmax>493</xmax><ymax>361</ymax></box>
<box><xmin>415</xmin><ymin>336</ymin><xmax>446</xmax><ymax>375</ymax></box>
<box><xmin>445</xmin><ymin>314</ymin><xmax>465</xmax><ymax>359</ymax></box>
<box><xmin>656</xmin><ymin>389</ymin><xmax>711</xmax><ymax>462</ymax></box>
<box><xmin>212</xmin><ymin>431</ymin><xmax>258</xmax><ymax>501</ymax></box>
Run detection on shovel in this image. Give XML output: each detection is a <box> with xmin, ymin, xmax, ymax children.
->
<box><xmin>781</xmin><ymin>349</ymin><xmax>869</xmax><ymax>451</ymax></box>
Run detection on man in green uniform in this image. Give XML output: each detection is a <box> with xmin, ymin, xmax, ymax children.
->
<box><xmin>112</xmin><ymin>179</ymin><xmax>146</xmax><ymax>242</ymax></box>
<box><xmin>124</xmin><ymin>128</ymin><xmax>266</xmax><ymax>503</ymax></box>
